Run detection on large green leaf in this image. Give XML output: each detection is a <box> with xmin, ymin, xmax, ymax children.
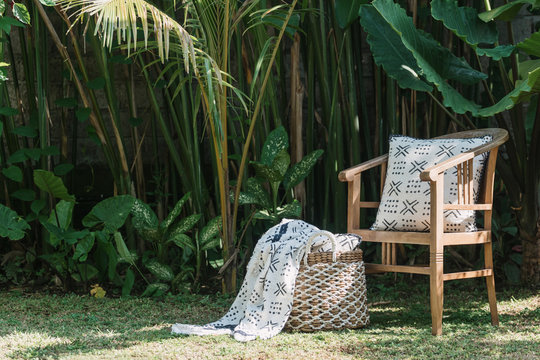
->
<box><xmin>0</xmin><ymin>203</ymin><xmax>30</xmax><ymax>240</ymax></box>
<box><xmin>54</xmin><ymin>200</ymin><xmax>75</xmax><ymax>229</ymax></box>
<box><xmin>518</xmin><ymin>31</ymin><xmax>540</xmax><ymax>58</ymax></box>
<box><xmin>130</xmin><ymin>198</ymin><xmax>159</xmax><ymax>240</ymax></box>
<box><xmin>11</xmin><ymin>189</ymin><xmax>35</xmax><ymax>202</ymax></box>
<box><xmin>335</xmin><ymin>0</ymin><xmax>368</xmax><ymax>29</ymax></box>
<box><xmin>374</xmin><ymin>0</ymin><xmax>486</xmax><ymax>85</ymax></box>
<box><xmin>122</xmin><ymin>268</ymin><xmax>135</xmax><ymax>296</ymax></box>
<box><xmin>200</xmin><ymin>216</ymin><xmax>222</xmax><ymax>246</ymax></box>
<box><xmin>479</xmin><ymin>0</ymin><xmax>540</xmax><ymax>22</ymax></box>
<box><xmin>82</xmin><ymin>195</ymin><xmax>135</xmax><ymax>233</ymax></box>
<box><xmin>2</xmin><ymin>165</ymin><xmax>23</xmax><ymax>182</ymax></box>
<box><xmin>145</xmin><ymin>260</ymin><xmax>174</xmax><ymax>282</ymax></box>
<box><xmin>8</xmin><ymin>150</ymin><xmax>27</xmax><ymax>164</ymax></box>
<box><xmin>260</xmin><ymin>126</ymin><xmax>289</xmax><ymax>166</ymax></box>
<box><xmin>431</xmin><ymin>0</ymin><xmax>498</xmax><ymax>46</ymax></box>
<box><xmin>430</xmin><ymin>0</ymin><xmax>513</xmax><ymax>60</ymax></box>
<box><xmin>45</xmin><ymin>200</ymin><xmax>74</xmax><ymax>246</ymax></box>
<box><xmin>359</xmin><ymin>5</ymin><xmax>432</xmax><ymax>92</ymax></box>
<box><xmin>368</xmin><ymin>0</ymin><xmax>485</xmax><ymax>114</ymax></box>
<box><xmin>33</xmin><ymin>170</ymin><xmax>75</xmax><ymax>202</ymax></box>
<box><xmin>283</xmin><ymin>149</ymin><xmax>323</xmax><ymax>191</ymax></box>
<box><xmin>478</xmin><ymin>66</ymin><xmax>540</xmax><ymax>117</ymax></box>
<box><xmin>476</xmin><ymin>45</ymin><xmax>515</xmax><ymax>61</ymax></box>
<box><xmin>114</xmin><ymin>232</ymin><xmax>138</xmax><ymax>264</ymax></box>
<box><xmin>73</xmin><ymin>233</ymin><xmax>95</xmax><ymax>262</ymax></box>
<box><xmin>160</xmin><ymin>192</ymin><xmax>191</xmax><ymax>231</ymax></box>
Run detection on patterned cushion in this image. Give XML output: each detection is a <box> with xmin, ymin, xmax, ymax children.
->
<box><xmin>371</xmin><ymin>135</ymin><xmax>492</xmax><ymax>232</ymax></box>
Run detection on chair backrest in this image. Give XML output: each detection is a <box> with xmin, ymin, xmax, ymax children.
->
<box><xmin>433</xmin><ymin>128</ymin><xmax>508</xmax><ymax>206</ymax></box>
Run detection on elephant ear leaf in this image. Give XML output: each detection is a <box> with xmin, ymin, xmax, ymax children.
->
<box><xmin>33</xmin><ymin>170</ymin><xmax>75</xmax><ymax>202</ymax></box>
<box><xmin>283</xmin><ymin>149</ymin><xmax>323</xmax><ymax>192</ymax></box>
<box><xmin>431</xmin><ymin>0</ymin><xmax>513</xmax><ymax>60</ymax></box>
<box><xmin>479</xmin><ymin>0</ymin><xmax>540</xmax><ymax>22</ymax></box>
<box><xmin>83</xmin><ymin>195</ymin><xmax>135</xmax><ymax>233</ymax></box>
<box><xmin>518</xmin><ymin>31</ymin><xmax>540</xmax><ymax>58</ymax></box>
<box><xmin>365</xmin><ymin>0</ymin><xmax>484</xmax><ymax>115</ymax></box>
<box><xmin>478</xmin><ymin>66</ymin><xmax>540</xmax><ymax>117</ymax></box>
<box><xmin>359</xmin><ymin>4</ymin><xmax>432</xmax><ymax>92</ymax></box>
<box><xmin>0</xmin><ymin>203</ymin><xmax>30</xmax><ymax>240</ymax></box>
<box><xmin>431</xmin><ymin>0</ymin><xmax>498</xmax><ymax>46</ymax></box>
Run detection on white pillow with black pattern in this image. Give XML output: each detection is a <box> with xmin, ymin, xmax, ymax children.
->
<box><xmin>370</xmin><ymin>135</ymin><xmax>492</xmax><ymax>232</ymax></box>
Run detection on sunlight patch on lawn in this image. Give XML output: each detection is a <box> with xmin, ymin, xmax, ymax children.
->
<box><xmin>0</xmin><ymin>331</ymin><xmax>70</xmax><ymax>355</ymax></box>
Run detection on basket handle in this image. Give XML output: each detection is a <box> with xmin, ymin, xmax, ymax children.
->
<box><xmin>304</xmin><ymin>231</ymin><xmax>337</xmax><ymax>266</ymax></box>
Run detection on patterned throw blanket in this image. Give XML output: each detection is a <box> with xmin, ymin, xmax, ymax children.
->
<box><xmin>171</xmin><ymin>219</ymin><xmax>361</xmax><ymax>342</ymax></box>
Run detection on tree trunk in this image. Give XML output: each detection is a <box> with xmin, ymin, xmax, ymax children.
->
<box><xmin>290</xmin><ymin>33</ymin><xmax>305</xmax><ymax>210</ymax></box>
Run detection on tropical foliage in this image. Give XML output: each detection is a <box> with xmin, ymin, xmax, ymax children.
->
<box><xmin>0</xmin><ymin>0</ymin><xmax>538</xmax><ymax>295</ymax></box>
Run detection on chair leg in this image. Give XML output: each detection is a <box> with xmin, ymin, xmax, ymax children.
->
<box><xmin>430</xmin><ymin>255</ymin><xmax>444</xmax><ymax>336</ymax></box>
<box><xmin>484</xmin><ymin>242</ymin><xmax>499</xmax><ymax>326</ymax></box>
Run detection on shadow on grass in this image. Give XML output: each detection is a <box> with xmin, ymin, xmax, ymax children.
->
<box><xmin>8</xmin><ymin>327</ymin><xmax>176</xmax><ymax>359</ymax></box>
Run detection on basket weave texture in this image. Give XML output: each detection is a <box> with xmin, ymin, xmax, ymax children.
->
<box><xmin>285</xmin><ymin>232</ymin><xmax>369</xmax><ymax>332</ymax></box>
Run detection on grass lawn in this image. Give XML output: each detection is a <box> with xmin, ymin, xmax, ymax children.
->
<box><xmin>0</xmin><ymin>276</ymin><xmax>538</xmax><ymax>360</ymax></box>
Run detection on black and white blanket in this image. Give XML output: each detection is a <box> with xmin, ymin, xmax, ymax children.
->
<box><xmin>171</xmin><ymin>219</ymin><xmax>361</xmax><ymax>342</ymax></box>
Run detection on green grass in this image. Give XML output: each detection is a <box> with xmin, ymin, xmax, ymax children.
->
<box><xmin>0</xmin><ymin>277</ymin><xmax>538</xmax><ymax>359</ymax></box>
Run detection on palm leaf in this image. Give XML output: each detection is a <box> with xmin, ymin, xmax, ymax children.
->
<box><xmin>59</xmin><ymin>0</ymin><xmax>199</xmax><ymax>69</ymax></box>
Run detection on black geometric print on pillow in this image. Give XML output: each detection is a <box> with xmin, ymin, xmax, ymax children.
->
<box><xmin>395</xmin><ymin>145</ymin><xmax>411</xmax><ymax>157</ymax></box>
<box><xmin>387</xmin><ymin>181</ymin><xmax>402</xmax><ymax>196</ymax></box>
<box><xmin>436</xmin><ymin>144</ymin><xmax>456</xmax><ymax>157</ymax></box>
<box><xmin>400</xmin><ymin>199</ymin><xmax>419</xmax><ymax>215</ymax></box>
<box><xmin>381</xmin><ymin>219</ymin><xmax>398</xmax><ymax>231</ymax></box>
<box><xmin>409</xmin><ymin>160</ymin><xmax>428</xmax><ymax>174</ymax></box>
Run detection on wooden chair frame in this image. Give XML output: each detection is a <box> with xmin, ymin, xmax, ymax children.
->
<box><xmin>338</xmin><ymin>128</ymin><xmax>509</xmax><ymax>335</ymax></box>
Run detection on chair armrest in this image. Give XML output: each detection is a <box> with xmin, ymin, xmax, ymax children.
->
<box><xmin>420</xmin><ymin>137</ymin><xmax>506</xmax><ymax>181</ymax></box>
<box><xmin>338</xmin><ymin>154</ymin><xmax>389</xmax><ymax>182</ymax></box>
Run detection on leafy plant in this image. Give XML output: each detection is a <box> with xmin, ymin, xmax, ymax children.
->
<box><xmin>35</xmin><ymin>170</ymin><xmax>135</xmax><ymax>289</ymax></box>
<box><xmin>0</xmin><ymin>203</ymin><xmax>30</xmax><ymax>241</ymax></box>
<box><xmin>236</xmin><ymin>126</ymin><xmax>323</xmax><ymax>224</ymax></box>
<box><xmin>128</xmin><ymin>193</ymin><xmax>221</xmax><ymax>295</ymax></box>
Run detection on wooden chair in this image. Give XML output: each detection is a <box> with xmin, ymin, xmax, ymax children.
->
<box><xmin>338</xmin><ymin>128</ymin><xmax>509</xmax><ymax>335</ymax></box>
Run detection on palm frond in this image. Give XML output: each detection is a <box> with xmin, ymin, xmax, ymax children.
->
<box><xmin>59</xmin><ymin>0</ymin><xmax>198</xmax><ymax>70</ymax></box>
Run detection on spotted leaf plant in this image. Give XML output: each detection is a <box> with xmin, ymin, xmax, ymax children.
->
<box><xmin>128</xmin><ymin>193</ymin><xmax>221</xmax><ymax>295</ymax></box>
<box><xmin>237</xmin><ymin>126</ymin><xmax>323</xmax><ymax>224</ymax></box>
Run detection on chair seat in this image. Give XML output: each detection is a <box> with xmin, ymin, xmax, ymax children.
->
<box><xmin>352</xmin><ymin>229</ymin><xmax>491</xmax><ymax>246</ymax></box>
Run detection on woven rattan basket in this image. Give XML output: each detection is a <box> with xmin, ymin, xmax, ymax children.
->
<box><xmin>285</xmin><ymin>231</ymin><xmax>369</xmax><ymax>332</ymax></box>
